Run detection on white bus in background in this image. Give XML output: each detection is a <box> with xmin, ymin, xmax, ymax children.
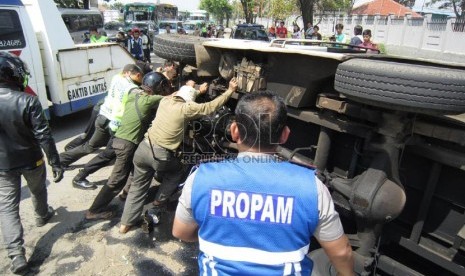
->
<box><xmin>187</xmin><ymin>10</ymin><xmax>209</xmax><ymax>25</ymax></box>
<box><xmin>59</xmin><ymin>8</ymin><xmax>104</xmax><ymax>43</ymax></box>
<box><xmin>102</xmin><ymin>9</ymin><xmax>121</xmax><ymax>23</ymax></box>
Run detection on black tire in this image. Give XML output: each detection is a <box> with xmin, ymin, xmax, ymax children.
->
<box><xmin>334</xmin><ymin>59</ymin><xmax>465</xmax><ymax>115</ymax></box>
<box><xmin>153</xmin><ymin>34</ymin><xmax>207</xmax><ymax>66</ymax></box>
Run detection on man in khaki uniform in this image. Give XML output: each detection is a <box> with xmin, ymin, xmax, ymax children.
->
<box><xmin>119</xmin><ymin>78</ymin><xmax>238</xmax><ymax>233</ymax></box>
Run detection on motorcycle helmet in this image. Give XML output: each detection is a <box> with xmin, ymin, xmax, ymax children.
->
<box><xmin>142</xmin><ymin>72</ymin><xmax>172</xmax><ymax>96</ymax></box>
<box><xmin>0</xmin><ymin>52</ymin><xmax>29</xmax><ymax>91</ymax></box>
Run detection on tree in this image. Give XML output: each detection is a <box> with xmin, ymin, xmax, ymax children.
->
<box><xmin>53</xmin><ymin>0</ymin><xmax>90</xmax><ymax>9</ymax></box>
<box><xmin>297</xmin><ymin>0</ymin><xmax>314</xmax><ymax>30</ymax></box>
<box><xmin>268</xmin><ymin>0</ymin><xmax>296</xmax><ymax>21</ymax></box>
<box><xmin>239</xmin><ymin>0</ymin><xmax>255</xmax><ymax>23</ymax></box>
<box><xmin>297</xmin><ymin>0</ymin><xmax>352</xmax><ymax>31</ymax></box>
<box><xmin>428</xmin><ymin>0</ymin><xmax>465</xmax><ymax>19</ymax></box>
<box><xmin>231</xmin><ymin>0</ymin><xmax>245</xmax><ymax>22</ymax></box>
<box><xmin>200</xmin><ymin>0</ymin><xmax>233</xmax><ymax>24</ymax></box>
<box><xmin>110</xmin><ymin>2</ymin><xmax>124</xmax><ymax>11</ymax></box>
<box><xmin>395</xmin><ymin>0</ymin><xmax>415</xmax><ymax>8</ymax></box>
<box><xmin>256</xmin><ymin>0</ymin><xmax>266</xmax><ymax>17</ymax></box>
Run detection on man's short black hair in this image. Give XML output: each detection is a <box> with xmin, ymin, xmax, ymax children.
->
<box><xmin>89</xmin><ymin>26</ymin><xmax>98</xmax><ymax>32</ymax></box>
<box><xmin>136</xmin><ymin>60</ymin><xmax>153</xmax><ymax>75</ymax></box>
<box><xmin>354</xmin><ymin>25</ymin><xmax>363</xmax><ymax>35</ymax></box>
<box><xmin>163</xmin><ymin>60</ymin><xmax>177</xmax><ymax>68</ymax></box>
<box><xmin>123</xmin><ymin>63</ymin><xmax>143</xmax><ymax>75</ymax></box>
<box><xmin>235</xmin><ymin>91</ymin><xmax>287</xmax><ymax>150</ymax></box>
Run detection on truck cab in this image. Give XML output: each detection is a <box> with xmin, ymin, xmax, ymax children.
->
<box><xmin>0</xmin><ymin>0</ymin><xmax>134</xmax><ymax>119</ymax></box>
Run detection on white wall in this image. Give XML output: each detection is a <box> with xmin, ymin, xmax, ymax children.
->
<box><xmin>314</xmin><ymin>14</ymin><xmax>465</xmax><ymax>62</ymax></box>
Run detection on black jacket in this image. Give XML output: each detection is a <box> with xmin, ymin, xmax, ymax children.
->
<box><xmin>0</xmin><ymin>84</ymin><xmax>60</xmax><ymax>170</ymax></box>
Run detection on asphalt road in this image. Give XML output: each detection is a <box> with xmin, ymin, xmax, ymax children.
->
<box><xmin>0</xmin><ymin>54</ymin><xmax>199</xmax><ymax>275</ymax></box>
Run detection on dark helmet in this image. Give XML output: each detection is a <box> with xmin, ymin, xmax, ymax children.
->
<box><xmin>142</xmin><ymin>72</ymin><xmax>171</xmax><ymax>96</ymax></box>
<box><xmin>0</xmin><ymin>52</ymin><xmax>29</xmax><ymax>91</ymax></box>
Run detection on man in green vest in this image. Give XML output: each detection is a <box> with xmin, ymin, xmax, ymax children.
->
<box><xmin>89</xmin><ymin>26</ymin><xmax>108</xmax><ymax>43</ymax></box>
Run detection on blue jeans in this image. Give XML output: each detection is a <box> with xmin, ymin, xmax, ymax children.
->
<box><xmin>0</xmin><ymin>164</ymin><xmax>48</xmax><ymax>257</ymax></box>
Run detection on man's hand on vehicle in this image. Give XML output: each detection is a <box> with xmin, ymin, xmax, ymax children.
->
<box><xmin>52</xmin><ymin>166</ymin><xmax>64</xmax><ymax>183</ymax></box>
<box><xmin>199</xmin><ymin>82</ymin><xmax>209</xmax><ymax>94</ymax></box>
<box><xmin>229</xmin><ymin>77</ymin><xmax>238</xmax><ymax>92</ymax></box>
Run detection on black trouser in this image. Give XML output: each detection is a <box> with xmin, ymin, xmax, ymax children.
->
<box><xmin>89</xmin><ymin>138</ymin><xmax>136</xmax><ymax>213</ymax></box>
<box><xmin>143</xmin><ymin>48</ymin><xmax>151</xmax><ymax>63</ymax></box>
<box><xmin>80</xmin><ymin>134</ymin><xmax>116</xmax><ymax>177</ymax></box>
<box><xmin>60</xmin><ymin>114</ymin><xmax>110</xmax><ymax>166</ymax></box>
<box><xmin>0</xmin><ymin>164</ymin><xmax>47</xmax><ymax>257</ymax></box>
<box><xmin>64</xmin><ymin>105</ymin><xmax>100</xmax><ymax>151</ymax></box>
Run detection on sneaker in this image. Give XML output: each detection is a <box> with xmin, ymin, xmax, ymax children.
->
<box><xmin>10</xmin><ymin>255</ymin><xmax>27</xmax><ymax>274</ymax></box>
<box><xmin>36</xmin><ymin>206</ymin><xmax>54</xmax><ymax>227</ymax></box>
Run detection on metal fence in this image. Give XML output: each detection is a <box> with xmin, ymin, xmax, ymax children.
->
<box><xmin>377</xmin><ymin>16</ymin><xmax>389</xmax><ymax>25</ymax></box>
<box><xmin>408</xmin><ymin>18</ymin><xmax>424</xmax><ymax>26</ymax></box>
<box><xmin>452</xmin><ymin>18</ymin><xmax>465</xmax><ymax>32</ymax></box>
<box><xmin>391</xmin><ymin>17</ymin><xmax>405</xmax><ymax>25</ymax></box>
<box><xmin>427</xmin><ymin>20</ymin><xmax>447</xmax><ymax>31</ymax></box>
<box><xmin>345</xmin><ymin>16</ymin><xmax>352</xmax><ymax>25</ymax></box>
<box><xmin>365</xmin><ymin>16</ymin><xmax>375</xmax><ymax>25</ymax></box>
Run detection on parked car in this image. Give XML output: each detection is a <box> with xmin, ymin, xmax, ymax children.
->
<box><xmin>157</xmin><ymin>20</ymin><xmax>183</xmax><ymax>35</ymax></box>
<box><xmin>103</xmin><ymin>21</ymin><xmax>125</xmax><ymax>41</ymax></box>
<box><xmin>231</xmin><ymin>23</ymin><xmax>269</xmax><ymax>41</ymax></box>
<box><xmin>153</xmin><ymin>34</ymin><xmax>465</xmax><ymax>276</ymax></box>
<box><xmin>183</xmin><ymin>22</ymin><xmax>197</xmax><ymax>35</ymax></box>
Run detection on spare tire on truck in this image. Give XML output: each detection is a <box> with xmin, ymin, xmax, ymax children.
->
<box><xmin>153</xmin><ymin>34</ymin><xmax>207</xmax><ymax>67</ymax></box>
<box><xmin>334</xmin><ymin>58</ymin><xmax>465</xmax><ymax>115</ymax></box>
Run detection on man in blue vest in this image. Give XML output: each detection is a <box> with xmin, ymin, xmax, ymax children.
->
<box><xmin>173</xmin><ymin>91</ymin><xmax>354</xmax><ymax>275</ymax></box>
<box><xmin>128</xmin><ymin>28</ymin><xmax>144</xmax><ymax>61</ymax></box>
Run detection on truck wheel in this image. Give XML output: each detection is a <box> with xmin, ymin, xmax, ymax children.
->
<box><xmin>153</xmin><ymin>34</ymin><xmax>207</xmax><ymax>66</ymax></box>
<box><xmin>334</xmin><ymin>59</ymin><xmax>465</xmax><ymax>115</ymax></box>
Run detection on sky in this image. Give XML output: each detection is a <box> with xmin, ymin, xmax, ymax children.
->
<box><xmin>164</xmin><ymin>0</ymin><xmax>201</xmax><ymax>12</ymax></box>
